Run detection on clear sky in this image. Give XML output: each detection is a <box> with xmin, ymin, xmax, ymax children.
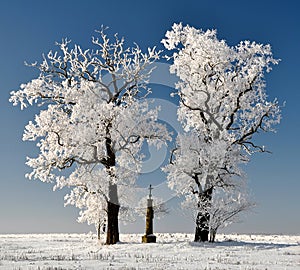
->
<box><xmin>0</xmin><ymin>0</ymin><xmax>299</xmax><ymax>235</ymax></box>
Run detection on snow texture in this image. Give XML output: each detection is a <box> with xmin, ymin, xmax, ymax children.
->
<box><xmin>0</xmin><ymin>233</ymin><xmax>299</xmax><ymax>269</ymax></box>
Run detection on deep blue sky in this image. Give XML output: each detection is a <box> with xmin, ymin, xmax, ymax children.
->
<box><xmin>0</xmin><ymin>0</ymin><xmax>299</xmax><ymax>234</ymax></box>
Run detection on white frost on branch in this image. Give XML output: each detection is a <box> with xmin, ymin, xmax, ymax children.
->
<box><xmin>162</xmin><ymin>23</ymin><xmax>281</xmax><ymax>240</ymax></box>
<box><xmin>10</xmin><ymin>28</ymin><xmax>171</xmax><ymax>231</ymax></box>
<box><xmin>162</xmin><ymin>23</ymin><xmax>281</xmax><ymax>151</ymax></box>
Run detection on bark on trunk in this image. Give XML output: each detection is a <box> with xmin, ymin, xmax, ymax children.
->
<box><xmin>106</xmin><ymin>182</ymin><xmax>120</xmax><ymax>245</ymax></box>
<box><xmin>194</xmin><ymin>212</ymin><xmax>210</xmax><ymax>242</ymax></box>
<box><xmin>106</xmin><ymin>200</ymin><xmax>120</xmax><ymax>244</ymax></box>
<box><xmin>104</xmin><ymin>133</ymin><xmax>120</xmax><ymax>245</ymax></box>
<box><xmin>97</xmin><ymin>222</ymin><xmax>101</xmax><ymax>241</ymax></box>
<box><xmin>194</xmin><ymin>187</ymin><xmax>213</xmax><ymax>242</ymax></box>
<box><xmin>209</xmin><ymin>229</ymin><xmax>216</xmax><ymax>243</ymax></box>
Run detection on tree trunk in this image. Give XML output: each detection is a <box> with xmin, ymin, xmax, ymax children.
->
<box><xmin>106</xmin><ymin>182</ymin><xmax>120</xmax><ymax>245</ymax></box>
<box><xmin>97</xmin><ymin>222</ymin><xmax>101</xmax><ymax>241</ymax></box>
<box><xmin>194</xmin><ymin>187</ymin><xmax>213</xmax><ymax>242</ymax></box>
<box><xmin>103</xmin><ymin>133</ymin><xmax>120</xmax><ymax>245</ymax></box>
<box><xmin>194</xmin><ymin>211</ymin><xmax>210</xmax><ymax>242</ymax></box>
<box><xmin>209</xmin><ymin>229</ymin><xmax>216</xmax><ymax>243</ymax></box>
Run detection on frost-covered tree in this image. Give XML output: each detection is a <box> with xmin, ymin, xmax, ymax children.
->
<box><xmin>164</xmin><ymin>132</ymin><xmax>244</xmax><ymax>241</ymax></box>
<box><xmin>181</xmin><ymin>182</ymin><xmax>254</xmax><ymax>243</ymax></box>
<box><xmin>162</xmin><ymin>23</ymin><xmax>281</xmax><ymax>242</ymax></box>
<box><xmin>10</xmin><ymin>28</ymin><xmax>170</xmax><ymax>244</ymax></box>
<box><xmin>208</xmin><ymin>187</ymin><xmax>254</xmax><ymax>242</ymax></box>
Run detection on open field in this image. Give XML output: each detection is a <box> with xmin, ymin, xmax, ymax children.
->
<box><xmin>0</xmin><ymin>233</ymin><xmax>299</xmax><ymax>269</ymax></box>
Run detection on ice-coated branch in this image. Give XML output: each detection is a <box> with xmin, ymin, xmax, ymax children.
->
<box><xmin>226</xmin><ymin>78</ymin><xmax>256</xmax><ymax>131</ymax></box>
<box><xmin>162</xmin><ymin>23</ymin><xmax>280</xmax><ymax>242</ymax></box>
<box><xmin>10</xmin><ymin>27</ymin><xmax>170</xmax><ymax>240</ymax></box>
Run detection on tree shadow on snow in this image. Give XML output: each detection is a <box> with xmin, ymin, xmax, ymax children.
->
<box><xmin>189</xmin><ymin>240</ymin><xmax>298</xmax><ymax>250</ymax></box>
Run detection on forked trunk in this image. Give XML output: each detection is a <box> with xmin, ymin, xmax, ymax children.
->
<box><xmin>106</xmin><ymin>182</ymin><xmax>120</xmax><ymax>245</ymax></box>
<box><xmin>194</xmin><ymin>187</ymin><xmax>213</xmax><ymax>242</ymax></box>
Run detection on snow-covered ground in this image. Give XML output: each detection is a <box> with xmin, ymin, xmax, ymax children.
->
<box><xmin>0</xmin><ymin>233</ymin><xmax>299</xmax><ymax>269</ymax></box>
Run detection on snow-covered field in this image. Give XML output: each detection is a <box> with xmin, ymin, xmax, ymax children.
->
<box><xmin>0</xmin><ymin>233</ymin><xmax>299</xmax><ymax>269</ymax></box>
